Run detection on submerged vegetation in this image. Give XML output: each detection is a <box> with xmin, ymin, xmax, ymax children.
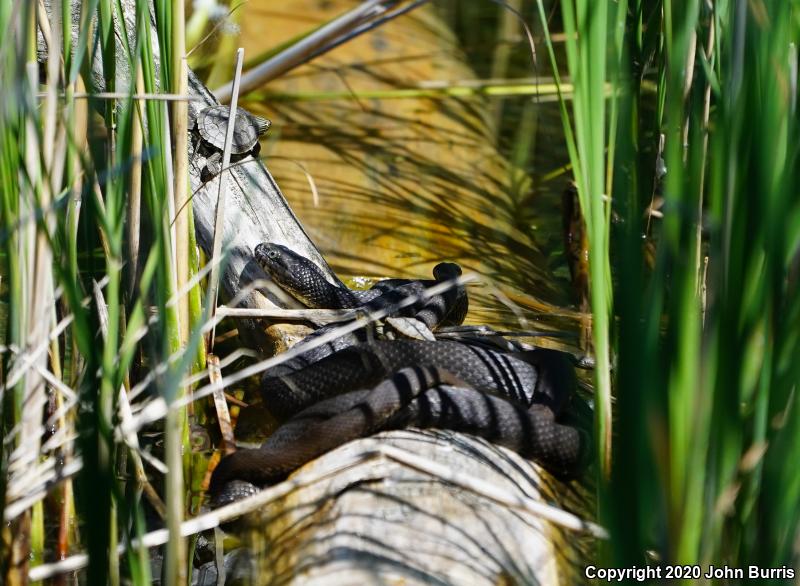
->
<box><xmin>0</xmin><ymin>0</ymin><xmax>797</xmax><ymax>584</ymax></box>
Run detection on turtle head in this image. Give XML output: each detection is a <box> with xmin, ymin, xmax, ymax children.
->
<box><xmin>251</xmin><ymin>114</ymin><xmax>271</xmax><ymax>136</ymax></box>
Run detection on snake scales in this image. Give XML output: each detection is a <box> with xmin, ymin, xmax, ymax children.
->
<box><xmin>209</xmin><ymin>244</ymin><xmax>589</xmax><ymax>506</ymax></box>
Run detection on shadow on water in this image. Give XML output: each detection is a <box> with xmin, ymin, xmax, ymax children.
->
<box><xmin>239</xmin><ymin>2</ymin><xmax>583</xmax><ymax>340</ymax></box>
<box><xmin>265</xmin><ymin>92</ymin><xmax>579</xmax><ymax>331</ymax></box>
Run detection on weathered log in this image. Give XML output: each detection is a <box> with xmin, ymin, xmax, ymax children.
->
<box><xmin>241</xmin><ymin>430</ymin><xmax>595</xmax><ymax>585</ymax></box>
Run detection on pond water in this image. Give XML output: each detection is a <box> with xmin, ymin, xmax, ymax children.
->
<box><xmin>229</xmin><ymin>0</ymin><xmax>585</xmax><ymax>347</ymax></box>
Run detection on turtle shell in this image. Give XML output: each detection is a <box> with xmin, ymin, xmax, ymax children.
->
<box><xmin>196</xmin><ymin>105</ymin><xmax>271</xmax><ymax>154</ymax></box>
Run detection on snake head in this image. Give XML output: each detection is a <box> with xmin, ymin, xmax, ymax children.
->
<box><xmin>254</xmin><ymin>242</ymin><xmax>334</xmax><ymax>307</ymax></box>
<box><xmin>254</xmin><ymin>242</ymin><xmax>295</xmax><ymax>280</ymax></box>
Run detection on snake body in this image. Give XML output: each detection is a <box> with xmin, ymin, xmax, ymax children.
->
<box><xmin>209</xmin><ymin>244</ymin><xmax>588</xmax><ymax>506</ymax></box>
<box><xmin>254</xmin><ymin>242</ymin><xmax>468</xmax><ymax>328</ymax></box>
<box><xmin>211</xmin><ymin>363</ymin><xmax>586</xmax><ymax>506</ymax></box>
<box><xmin>260</xmin><ymin>340</ymin><xmax>569</xmax><ymax>419</ymax></box>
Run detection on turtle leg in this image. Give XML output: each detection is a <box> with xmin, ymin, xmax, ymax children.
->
<box><xmin>189</xmin><ymin>131</ymin><xmax>201</xmax><ymax>154</ymax></box>
<box><xmin>202</xmin><ymin>152</ymin><xmax>222</xmax><ymax>182</ymax></box>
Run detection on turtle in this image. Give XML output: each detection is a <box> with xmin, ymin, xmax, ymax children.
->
<box><xmin>190</xmin><ymin>104</ymin><xmax>271</xmax><ymax>181</ymax></box>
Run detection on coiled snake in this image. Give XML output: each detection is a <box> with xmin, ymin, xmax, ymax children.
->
<box><xmin>209</xmin><ymin>244</ymin><xmax>589</xmax><ymax>506</ymax></box>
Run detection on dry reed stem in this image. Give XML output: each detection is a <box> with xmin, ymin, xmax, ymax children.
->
<box><xmin>267</xmin><ymin>157</ymin><xmax>322</xmax><ymax>207</ymax></box>
<box><xmin>215</xmin><ymin>306</ymin><xmax>351</xmax><ymax>323</ymax></box>
<box><xmin>127</xmin><ymin>69</ymin><xmax>145</xmax><ymax>299</ymax></box>
<box><xmin>208</xmin><ymin>47</ymin><xmax>244</xmax><ymax>349</ymax></box>
<box><xmin>34</xmin><ymin>91</ymin><xmax>197</xmax><ymax>101</ymax></box>
<box><xmin>208</xmin><ymin>355</ymin><xmax>236</xmax><ymax>455</ymax></box>
<box><xmin>18</xmin><ymin>56</ymin><xmax>54</xmax><ymax>513</ymax></box>
<box><xmin>172</xmin><ymin>16</ymin><xmax>191</xmax><ymax>347</ymax></box>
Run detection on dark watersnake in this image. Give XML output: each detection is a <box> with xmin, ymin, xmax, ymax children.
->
<box><xmin>209</xmin><ymin>244</ymin><xmax>589</xmax><ymax>506</ymax></box>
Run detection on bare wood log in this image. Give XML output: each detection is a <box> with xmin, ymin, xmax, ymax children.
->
<box><xmin>243</xmin><ymin>431</ymin><xmax>595</xmax><ymax>585</ymax></box>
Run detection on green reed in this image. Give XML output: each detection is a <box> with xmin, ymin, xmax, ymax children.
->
<box><xmin>0</xmin><ymin>0</ymin><xmax>204</xmax><ymax>583</ymax></box>
<box><xmin>544</xmin><ymin>0</ymin><xmax>800</xmax><ymax>576</ymax></box>
<box><xmin>535</xmin><ymin>0</ymin><xmax>615</xmax><ymax>480</ymax></box>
